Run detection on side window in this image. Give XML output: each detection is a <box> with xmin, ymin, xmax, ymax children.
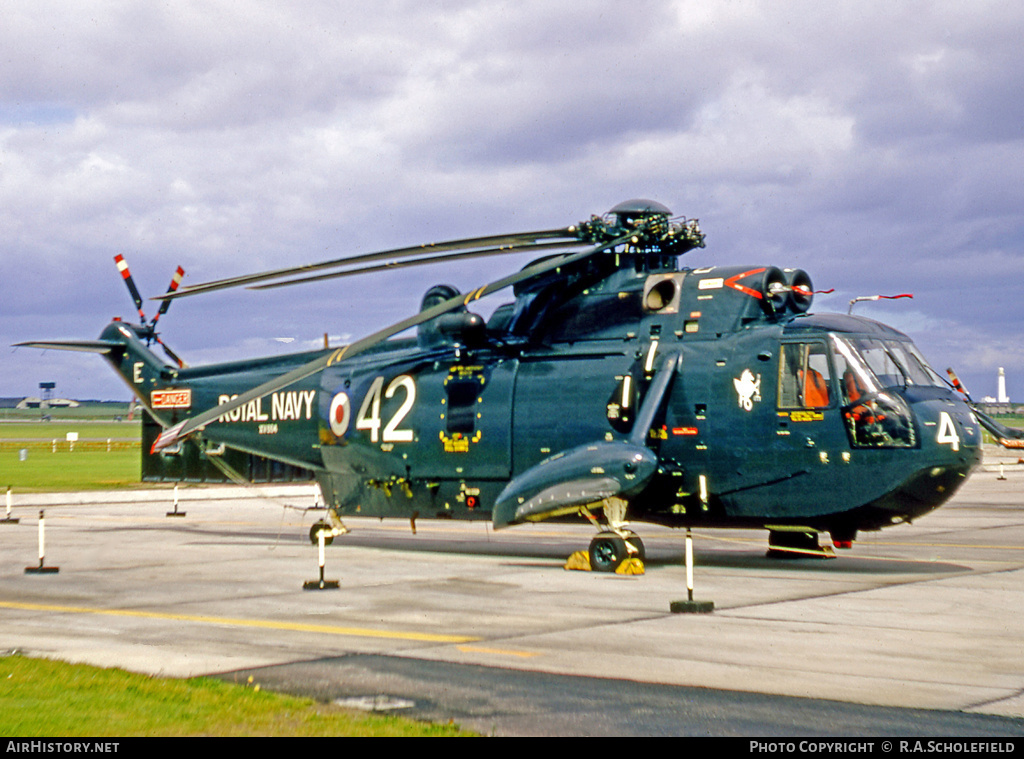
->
<box><xmin>778</xmin><ymin>343</ymin><xmax>833</xmax><ymax>409</ymax></box>
<box><xmin>445</xmin><ymin>378</ymin><xmax>481</xmax><ymax>435</ymax></box>
<box><xmin>542</xmin><ymin>290</ymin><xmax>643</xmax><ymax>341</ymax></box>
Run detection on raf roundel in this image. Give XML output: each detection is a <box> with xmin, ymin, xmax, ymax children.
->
<box><xmin>329</xmin><ymin>391</ymin><xmax>351</xmax><ymax>437</ymax></box>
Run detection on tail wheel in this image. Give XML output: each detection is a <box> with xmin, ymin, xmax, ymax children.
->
<box><xmin>309</xmin><ymin>520</ymin><xmax>334</xmax><ymax>546</ymax></box>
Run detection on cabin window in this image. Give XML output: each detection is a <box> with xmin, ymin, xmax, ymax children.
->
<box><xmin>778</xmin><ymin>343</ymin><xmax>833</xmax><ymax>409</ymax></box>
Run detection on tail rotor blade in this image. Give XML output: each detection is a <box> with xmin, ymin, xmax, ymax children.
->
<box><xmin>114</xmin><ymin>255</ymin><xmax>147</xmax><ymax>322</ymax></box>
<box><xmin>156</xmin><ymin>336</ymin><xmax>186</xmax><ymax>368</ymax></box>
<box><xmin>152</xmin><ymin>266</ymin><xmax>185</xmax><ymax>325</ymax></box>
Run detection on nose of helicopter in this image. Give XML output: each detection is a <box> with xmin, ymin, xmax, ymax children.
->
<box><xmin>883</xmin><ymin>393</ymin><xmax>983</xmax><ymax>521</ymax></box>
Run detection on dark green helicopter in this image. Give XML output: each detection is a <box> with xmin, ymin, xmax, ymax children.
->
<box><xmin>19</xmin><ymin>200</ymin><xmax>1022</xmax><ymax>571</ymax></box>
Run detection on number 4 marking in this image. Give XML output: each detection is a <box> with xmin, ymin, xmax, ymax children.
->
<box><xmin>356</xmin><ymin>375</ymin><xmax>416</xmax><ymax>443</ymax></box>
<box><xmin>937</xmin><ymin>411</ymin><xmax>960</xmax><ymax>452</ymax></box>
<box><xmin>355</xmin><ymin>376</ymin><xmax>384</xmax><ymax>442</ymax></box>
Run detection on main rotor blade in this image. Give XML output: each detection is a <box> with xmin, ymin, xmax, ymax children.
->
<box><xmin>152</xmin><ymin>231</ymin><xmax>634</xmax><ymax>452</ymax></box>
<box><xmin>971</xmin><ymin>406</ymin><xmax>1024</xmax><ymax>447</ymax></box>
<box><xmin>249</xmin><ymin>239</ymin><xmax>590</xmax><ymax>290</ymax></box>
<box><xmin>156</xmin><ymin>227</ymin><xmax>579</xmax><ymax>301</ymax></box>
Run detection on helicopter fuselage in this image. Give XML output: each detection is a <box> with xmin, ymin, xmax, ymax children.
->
<box><xmin>116</xmin><ymin>255</ymin><xmax>982</xmax><ymax>547</ymax></box>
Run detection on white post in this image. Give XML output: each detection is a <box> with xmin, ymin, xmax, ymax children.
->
<box><xmin>38</xmin><ymin>510</ymin><xmax>46</xmax><ymax>564</ymax></box>
<box><xmin>3</xmin><ymin>487</ymin><xmax>19</xmax><ymax>525</ymax></box>
<box><xmin>25</xmin><ymin>509</ymin><xmax>58</xmax><ymax>573</ymax></box>
<box><xmin>686</xmin><ymin>528</ymin><xmax>694</xmax><ymax>601</ymax></box>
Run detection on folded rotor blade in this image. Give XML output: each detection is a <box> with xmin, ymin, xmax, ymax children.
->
<box><xmin>249</xmin><ymin>240</ymin><xmax>590</xmax><ymax>290</ymax></box>
<box><xmin>156</xmin><ymin>227</ymin><xmax>580</xmax><ymax>301</ymax></box>
<box><xmin>152</xmin><ymin>231</ymin><xmax>634</xmax><ymax>452</ymax></box>
<box><xmin>970</xmin><ymin>406</ymin><xmax>1024</xmax><ymax>448</ymax></box>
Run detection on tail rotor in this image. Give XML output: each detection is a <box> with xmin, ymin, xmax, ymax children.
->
<box><xmin>113</xmin><ymin>255</ymin><xmax>187</xmax><ymax>368</ymax></box>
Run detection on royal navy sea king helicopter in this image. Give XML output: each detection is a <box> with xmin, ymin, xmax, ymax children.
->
<box><xmin>19</xmin><ymin>200</ymin><xmax>1023</xmax><ymax>570</ymax></box>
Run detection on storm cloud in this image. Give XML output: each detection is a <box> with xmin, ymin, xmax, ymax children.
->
<box><xmin>3</xmin><ymin>1</ymin><xmax>1022</xmax><ymax>400</ymax></box>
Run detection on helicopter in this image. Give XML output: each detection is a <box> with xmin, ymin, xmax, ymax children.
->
<box><xmin>18</xmin><ymin>199</ymin><xmax>1023</xmax><ymax>571</ymax></box>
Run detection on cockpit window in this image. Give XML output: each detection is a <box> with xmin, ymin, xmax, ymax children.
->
<box><xmin>840</xmin><ymin>337</ymin><xmax>945</xmax><ymax>389</ymax></box>
<box><xmin>901</xmin><ymin>343</ymin><xmax>948</xmax><ymax>387</ymax></box>
<box><xmin>830</xmin><ymin>334</ymin><xmax>917</xmax><ymax>448</ymax></box>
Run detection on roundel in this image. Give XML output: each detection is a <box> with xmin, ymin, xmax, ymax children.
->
<box><xmin>328</xmin><ymin>391</ymin><xmax>351</xmax><ymax>437</ymax></box>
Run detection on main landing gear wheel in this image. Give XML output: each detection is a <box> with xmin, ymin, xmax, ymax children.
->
<box><xmin>588</xmin><ymin>531</ymin><xmax>645</xmax><ymax>572</ymax></box>
<box><xmin>309</xmin><ymin>520</ymin><xmax>334</xmax><ymax>546</ymax></box>
<box><xmin>766</xmin><ymin>529</ymin><xmax>834</xmax><ymax>559</ymax></box>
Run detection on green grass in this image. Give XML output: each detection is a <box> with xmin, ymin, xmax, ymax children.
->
<box><xmin>0</xmin><ymin>655</ymin><xmax>471</xmax><ymax>737</ymax></box>
<box><xmin>1</xmin><ymin>449</ymin><xmax>142</xmax><ymax>492</ymax></box>
<box><xmin>1</xmin><ymin>418</ymin><xmax>143</xmax><ymax>491</ymax></box>
<box><xmin>0</xmin><ymin>422</ymin><xmax>140</xmax><ymax>441</ymax></box>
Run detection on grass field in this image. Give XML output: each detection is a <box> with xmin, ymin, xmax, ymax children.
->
<box><xmin>0</xmin><ymin>655</ymin><xmax>471</xmax><ymax>737</ymax></box>
<box><xmin>0</xmin><ymin>418</ymin><xmax>142</xmax><ymax>491</ymax></box>
<box><xmin>1</xmin><ymin>449</ymin><xmax>141</xmax><ymax>491</ymax></box>
<box><xmin>0</xmin><ymin>422</ymin><xmax>139</xmax><ymax>441</ymax></box>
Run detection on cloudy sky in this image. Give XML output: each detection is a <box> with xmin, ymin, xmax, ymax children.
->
<box><xmin>2</xmin><ymin>0</ymin><xmax>1022</xmax><ymax>403</ymax></box>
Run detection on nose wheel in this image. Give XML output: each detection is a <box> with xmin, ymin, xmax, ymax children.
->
<box><xmin>588</xmin><ymin>531</ymin><xmax>645</xmax><ymax>572</ymax></box>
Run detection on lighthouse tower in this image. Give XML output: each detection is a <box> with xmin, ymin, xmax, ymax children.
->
<box><xmin>998</xmin><ymin>367</ymin><xmax>1009</xmax><ymax>404</ymax></box>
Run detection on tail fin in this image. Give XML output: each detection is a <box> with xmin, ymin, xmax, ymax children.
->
<box><xmin>16</xmin><ymin>320</ymin><xmax>184</xmax><ymax>427</ymax></box>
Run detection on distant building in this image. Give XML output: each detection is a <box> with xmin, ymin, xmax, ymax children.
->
<box><xmin>15</xmin><ymin>397</ymin><xmax>80</xmax><ymax>409</ymax></box>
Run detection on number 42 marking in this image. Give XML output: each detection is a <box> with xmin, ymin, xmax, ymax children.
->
<box><xmin>356</xmin><ymin>375</ymin><xmax>416</xmax><ymax>443</ymax></box>
<box><xmin>937</xmin><ymin>411</ymin><xmax>960</xmax><ymax>452</ymax></box>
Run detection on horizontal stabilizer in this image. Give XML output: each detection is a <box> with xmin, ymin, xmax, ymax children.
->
<box><xmin>492</xmin><ymin>441</ymin><xmax>658</xmax><ymax>529</ymax></box>
<box><xmin>13</xmin><ymin>339</ymin><xmax>122</xmax><ymax>354</ymax></box>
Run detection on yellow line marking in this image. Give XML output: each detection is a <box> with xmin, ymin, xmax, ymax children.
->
<box><xmin>457</xmin><ymin>645</ymin><xmax>540</xmax><ymax>658</ymax></box>
<box><xmin>0</xmin><ymin>601</ymin><xmax>478</xmax><ymax>644</ymax></box>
